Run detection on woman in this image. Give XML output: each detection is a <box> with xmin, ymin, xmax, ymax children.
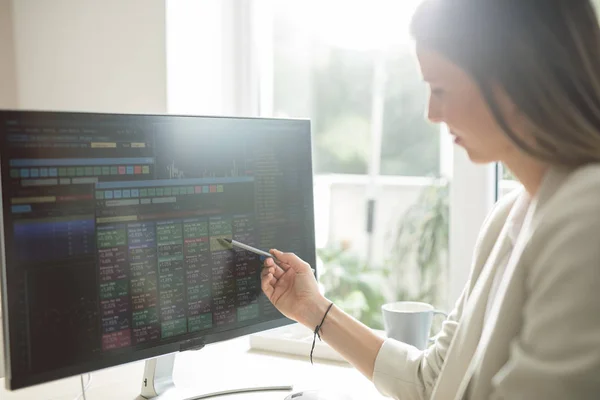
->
<box><xmin>261</xmin><ymin>1</ymin><xmax>600</xmax><ymax>399</ymax></box>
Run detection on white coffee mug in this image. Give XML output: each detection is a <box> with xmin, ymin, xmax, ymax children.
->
<box><xmin>381</xmin><ymin>301</ymin><xmax>448</xmax><ymax>350</ymax></box>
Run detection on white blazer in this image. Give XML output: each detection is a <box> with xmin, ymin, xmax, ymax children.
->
<box><xmin>372</xmin><ymin>165</ymin><xmax>600</xmax><ymax>400</ymax></box>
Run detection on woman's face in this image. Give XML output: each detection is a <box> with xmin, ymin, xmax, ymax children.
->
<box><xmin>416</xmin><ymin>47</ymin><xmax>519</xmax><ymax>164</ymax></box>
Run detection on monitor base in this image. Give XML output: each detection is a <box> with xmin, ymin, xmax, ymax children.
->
<box><xmin>140</xmin><ymin>353</ymin><xmax>293</xmax><ymax>399</ymax></box>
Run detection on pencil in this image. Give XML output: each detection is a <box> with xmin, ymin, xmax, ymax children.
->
<box><xmin>220</xmin><ymin>238</ymin><xmax>316</xmax><ymax>273</ymax></box>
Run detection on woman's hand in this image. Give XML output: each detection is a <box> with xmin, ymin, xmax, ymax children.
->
<box><xmin>261</xmin><ymin>249</ymin><xmax>328</xmax><ymax>327</ymax></box>
<box><xmin>262</xmin><ymin>249</ymin><xmax>385</xmax><ymax>381</ymax></box>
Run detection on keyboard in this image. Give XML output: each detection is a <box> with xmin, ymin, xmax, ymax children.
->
<box><xmin>249</xmin><ymin>323</ymin><xmax>387</xmax><ymax>363</ymax></box>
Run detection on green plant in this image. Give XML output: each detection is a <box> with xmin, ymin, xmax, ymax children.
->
<box><xmin>316</xmin><ymin>179</ymin><xmax>450</xmax><ymax>330</ymax></box>
<box><xmin>503</xmin><ymin>168</ymin><xmax>515</xmax><ymax>180</ymax></box>
<box><xmin>388</xmin><ymin>179</ymin><xmax>450</xmax><ymax>310</ymax></box>
<box><xmin>317</xmin><ymin>245</ymin><xmax>388</xmax><ymax>329</ymax></box>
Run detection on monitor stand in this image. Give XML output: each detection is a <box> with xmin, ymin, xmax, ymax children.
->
<box><xmin>140</xmin><ymin>353</ymin><xmax>294</xmax><ymax>399</ymax></box>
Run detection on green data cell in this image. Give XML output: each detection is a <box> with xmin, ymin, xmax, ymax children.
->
<box><xmin>130</xmin><ymin>275</ymin><xmax>158</xmax><ymax>295</ymax></box>
<box><xmin>209</xmin><ymin>217</ymin><xmax>232</xmax><ymax>236</ymax></box>
<box><xmin>187</xmin><ymin>283</ymin><xmax>211</xmax><ymax>302</ymax></box>
<box><xmin>184</xmin><ymin>220</ymin><xmax>208</xmax><ymax>239</ymax></box>
<box><xmin>184</xmin><ymin>240</ymin><xmax>209</xmax><ymax>255</ymax></box>
<box><xmin>99</xmin><ymin>280</ymin><xmax>129</xmax><ymax>300</ymax></box>
<box><xmin>132</xmin><ymin>308</ymin><xmax>159</xmax><ymax>328</ymax></box>
<box><xmin>158</xmin><ymin>270</ymin><xmax>184</xmax><ymax>289</ymax></box>
<box><xmin>158</xmin><ymin>254</ymin><xmax>184</xmax><ymax>264</ymax></box>
<box><xmin>161</xmin><ymin>318</ymin><xmax>187</xmax><ymax>338</ymax></box>
<box><xmin>188</xmin><ymin>314</ymin><xmax>212</xmax><ymax>332</ymax></box>
<box><xmin>237</xmin><ymin>303</ymin><xmax>260</xmax><ymax>322</ymax></box>
<box><xmin>156</xmin><ymin>223</ymin><xmax>183</xmax><ymax>244</ymax></box>
<box><xmin>97</xmin><ymin>228</ymin><xmax>127</xmax><ymax>248</ymax></box>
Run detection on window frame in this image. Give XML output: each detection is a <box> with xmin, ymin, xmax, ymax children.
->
<box><xmin>249</xmin><ymin>1</ymin><xmax>496</xmax><ymax>306</ymax></box>
<box><xmin>166</xmin><ymin>0</ymin><xmax>497</xmax><ymax>306</ymax></box>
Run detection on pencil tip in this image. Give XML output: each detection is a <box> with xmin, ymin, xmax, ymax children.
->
<box><xmin>222</xmin><ymin>238</ymin><xmax>232</xmax><ymax>243</ymax></box>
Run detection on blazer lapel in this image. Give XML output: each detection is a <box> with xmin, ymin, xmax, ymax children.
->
<box><xmin>452</xmin><ymin>200</ymin><xmax>534</xmax><ymax>400</ymax></box>
<box><xmin>431</xmin><ymin>210</ymin><xmax>515</xmax><ymax>400</ymax></box>
<box><xmin>453</xmin><ymin>167</ymin><xmax>572</xmax><ymax>400</ymax></box>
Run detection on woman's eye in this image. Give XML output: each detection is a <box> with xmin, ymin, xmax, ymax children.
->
<box><xmin>431</xmin><ymin>88</ymin><xmax>445</xmax><ymax>97</ymax></box>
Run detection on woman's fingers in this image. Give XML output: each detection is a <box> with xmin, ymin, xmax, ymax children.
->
<box><xmin>264</xmin><ymin>257</ymin><xmax>288</xmax><ymax>277</ymax></box>
<box><xmin>261</xmin><ymin>266</ymin><xmax>279</xmax><ymax>288</ymax></box>
<box><xmin>270</xmin><ymin>249</ymin><xmax>297</xmax><ymax>263</ymax></box>
<box><xmin>269</xmin><ymin>249</ymin><xmax>311</xmax><ymax>273</ymax></box>
<box><xmin>261</xmin><ymin>266</ymin><xmax>274</xmax><ymax>280</ymax></box>
<box><xmin>261</xmin><ymin>272</ymin><xmax>274</xmax><ymax>298</ymax></box>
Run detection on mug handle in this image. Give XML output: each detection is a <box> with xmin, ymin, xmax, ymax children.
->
<box><xmin>428</xmin><ymin>310</ymin><xmax>448</xmax><ymax>343</ymax></box>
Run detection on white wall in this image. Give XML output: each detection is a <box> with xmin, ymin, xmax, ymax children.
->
<box><xmin>0</xmin><ymin>0</ymin><xmax>16</xmax><ymax>380</ymax></box>
<box><xmin>0</xmin><ymin>0</ymin><xmax>16</xmax><ymax>379</ymax></box>
<box><xmin>1</xmin><ymin>0</ymin><xmax>169</xmax><ymax>380</ymax></box>
<box><xmin>11</xmin><ymin>0</ymin><xmax>167</xmax><ymax>113</ymax></box>
<box><xmin>165</xmin><ymin>0</ymin><xmax>258</xmax><ymax>117</ymax></box>
<box><xmin>166</xmin><ymin>0</ymin><xmax>227</xmax><ymax>115</ymax></box>
<box><xmin>0</xmin><ymin>0</ymin><xmax>17</xmax><ymax>108</ymax></box>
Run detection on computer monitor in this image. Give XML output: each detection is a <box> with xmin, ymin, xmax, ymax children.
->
<box><xmin>0</xmin><ymin>111</ymin><xmax>316</xmax><ymax>395</ymax></box>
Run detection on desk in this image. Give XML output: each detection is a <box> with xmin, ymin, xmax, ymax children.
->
<box><xmin>0</xmin><ymin>336</ymin><xmax>387</xmax><ymax>399</ymax></box>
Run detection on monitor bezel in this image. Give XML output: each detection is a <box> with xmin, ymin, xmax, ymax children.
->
<box><xmin>0</xmin><ymin>110</ymin><xmax>315</xmax><ymax>390</ymax></box>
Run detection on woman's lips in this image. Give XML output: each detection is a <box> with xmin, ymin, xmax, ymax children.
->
<box><xmin>450</xmin><ymin>130</ymin><xmax>463</xmax><ymax>144</ymax></box>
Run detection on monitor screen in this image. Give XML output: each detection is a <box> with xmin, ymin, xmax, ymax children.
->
<box><xmin>0</xmin><ymin>111</ymin><xmax>315</xmax><ymax>389</ymax></box>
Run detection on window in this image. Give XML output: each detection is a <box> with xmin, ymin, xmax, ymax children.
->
<box><xmin>269</xmin><ymin>1</ymin><xmax>439</xmax><ymax>177</ymax></box>
<box><xmin>259</xmin><ymin>1</ymin><xmax>449</xmax><ymax>328</ymax></box>
<box><xmin>165</xmin><ymin>0</ymin><xmax>496</xmax><ymax>329</ymax></box>
<box><xmin>497</xmin><ymin>163</ymin><xmax>522</xmax><ymax>199</ymax></box>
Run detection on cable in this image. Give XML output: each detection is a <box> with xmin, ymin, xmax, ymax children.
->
<box><xmin>80</xmin><ymin>374</ymin><xmax>87</xmax><ymax>400</ymax></box>
<box><xmin>74</xmin><ymin>373</ymin><xmax>92</xmax><ymax>400</ymax></box>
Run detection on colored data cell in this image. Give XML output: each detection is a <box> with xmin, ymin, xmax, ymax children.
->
<box><xmin>97</xmin><ymin>226</ymin><xmax>127</xmax><ymax>248</ymax></box>
<box><xmin>188</xmin><ymin>314</ymin><xmax>212</xmax><ymax>332</ymax></box>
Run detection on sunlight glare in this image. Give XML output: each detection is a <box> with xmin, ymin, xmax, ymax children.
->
<box><xmin>310</xmin><ymin>0</ymin><xmax>423</xmax><ymax>50</ymax></box>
